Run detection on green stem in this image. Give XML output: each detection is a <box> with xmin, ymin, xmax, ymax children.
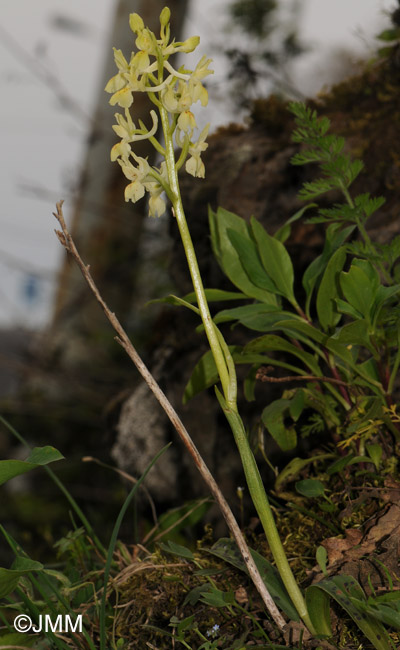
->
<box><xmin>159</xmin><ymin>104</ymin><xmax>232</xmax><ymax>404</ymax></box>
<box><xmin>158</xmin><ymin>102</ymin><xmax>316</xmax><ymax>633</ymax></box>
<box><xmin>215</xmin><ymin>389</ymin><xmax>316</xmax><ymax>634</ymax></box>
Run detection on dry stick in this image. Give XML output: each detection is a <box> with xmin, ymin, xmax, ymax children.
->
<box><xmin>53</xmin><ymin>201</ymin><xmax>286</xmax><ymax>630</ymax></box>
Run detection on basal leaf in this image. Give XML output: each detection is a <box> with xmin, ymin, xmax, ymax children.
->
<box><xmin>307</xmin><ymin>576</ymin><xmax>392</xmax><ymax>650</ymax></box>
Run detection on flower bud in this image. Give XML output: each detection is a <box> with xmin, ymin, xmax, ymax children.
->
<box><xmin>179</xmin><ymin>35</ymin><xmax>200</xmax><ymax>53</ymax></box>
<box><xmin>129</xmin><ymin>13</ymin><xmax>144</xmax><ymax>34</ymax></box>
<box><xmin>159</xmin><ymin>7</ymin><xmax>171</xmax><ymax>27</ymax></box>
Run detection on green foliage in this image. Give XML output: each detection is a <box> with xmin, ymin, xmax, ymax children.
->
<box><xmin>0</xmin><ymin>446</ymin><xmax>63</xmax><ymax>487</ymax></box>
<box><xmin>183</xmin><ymin>101</ymin><xmax>400</xmax><ymax>461</ymax></box>
<box><xmin>306</xmin><ymin>574</ymin><xmax>396</xmax><ymax>650</ymax></box>
<box><xmin>170</xmin><ymin>100</ymin><xmax>400</xmax><ymax>647</ymax></box>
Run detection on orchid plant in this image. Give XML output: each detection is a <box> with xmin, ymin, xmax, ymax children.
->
<box><xmin>105</xmin><ymin>6</ymin><xmax>316</xmax><ymax>635</ymax></box>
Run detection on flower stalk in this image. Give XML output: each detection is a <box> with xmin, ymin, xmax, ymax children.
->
<box><xmin>105</xmin><ymin>6</ymin><xmax>316</xmax><ymax>634</ymax></box>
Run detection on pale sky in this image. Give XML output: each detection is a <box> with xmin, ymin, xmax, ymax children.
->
<box><xmin>0</xmin><ymin>0</ymin><xmax>394</xmax><ymax>327</ymax></box>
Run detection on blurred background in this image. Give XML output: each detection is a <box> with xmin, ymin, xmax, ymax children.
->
<box><xmin>0</xmin><ymin>0</ymin><xmax>398</xmax><ymax>560</ymax></box>
<box><xmin>0</xmin><ymin>0</ymin><xmax>394</xmax><ymax>329</ymax></box>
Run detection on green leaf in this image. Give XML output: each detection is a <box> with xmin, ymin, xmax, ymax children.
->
<box><xmin>274</xmin><ymin>203</ymin><xmax>317</xmax><ymax>243</ymax></box>
<box><xmin>360</xmin><ymin>601</ymin><xmax>400</xmax><ymax>629</ymax></box>
<box><xmin>199</xmin><ymin>586</ymin><xmax>235</xmax><ymax>608</ymax></box>
<box><xmin>227</xmin><ymin>228</ymin><xmax>279</xmax><ymax>293</ymax></box>
<box><xmin>305</xmin><ymin>583</ymin><xmax>333</xmax><ymax>637</ymax></box>
<box><xmin>207</xmin><ymin>538</ymin><xmax>300</xmax><ymax>621</ymax></box>
<box><xmin>316</xmin><ymin>247</ymin><xmax>347</xmax><ymax>331</ymax></box>
<box><xmin>326</xmin><ymin>454</ymin><xmax>355</xmax><ymax>475</ymax></box>
<box><xmin>250</xmin><ymin>217</ymin><xmax>297</xmax><ymax>305</ymax></box>
<box><xmin>182</xmin><ymin>288</ymin><xmax>247</xmax><ymax>304</ymax></box>
<box><xmin>244</xmin><ymin>364</ymin><xmax>258</xmax><ymax>402</ymax></box>
<box><xmin>156</xmin><ymin>499</ymin><xmax>211</xmax><ymax>537</ymax></box>
<box><xmin>0</xmin><ymin>632</ymin><xmax>35</xmax><ymax>647</ymax></box>
<box><xmin>159</xmin><ymin>540</ymin><xmax>195</xmax><ymax>561</ymax></box>
<box><xmin>335</xmin><ymin>298</ymin><xmax>363</xmax><ymax>320</ymax></box>
<box><xmin>340</xmin><ymin>263</ymin><xmax>376</xmax><ymax>320</ymax></box>
<box><xmin>261</xmin><ymin>399</ymin><xmax>297</xmax><ymax>451</ymax></box>
<box><xmin>366</xmin><ymin>444</ymin><xmax>383</xmax><ymax>470</ymax></box>
<box><xmin>316</xmin><ymin>546</ymin><xmax>328</xmax><ymax>577</ymax></box>
<box><xmin>295</xmin><ymin>479</ymin><xmax>325</xmax><ymax>498</ymax></box>
<box><xmin>177</xmin><ymin>615</ymin><xmax>196</xmax><ymax>634</ymax></box>
<box><xmin>0</xmin><ymin>446</ymin><xmax>64</xmax><ymax>487</ymax></box>
<box><xmin>0</xmin><ymin>557</ymin><xmax>43</xmax><ymax>598</ymax></box>
<box><xmin>213</xmin><ymin>303</ymin><xmax>300</xmax><ymax>332</ymax></box>
<box><xmin>275</xmin><ymin>453</ymin><xmax>335</xmax><ymax>492</ymax></box>
<box><xmin>147</xmin><ymin>294</ymin><xmax>200</xmax><ymax>314</ymax></box>
<box><xmin>273</xmin><ymin>320</ymin><xmax>355</xmax><ymax>368</ymax></box>
<box><xmin>243</xmin><ymin>334</ymin><xmax>320</xmax><ymax>374</ymax></box>
<box><xmin>307</xmin><ymin>576</ymin><xmax>392</xmax><ymax>649</ymax></box>
<box><xmin>183</xmin><ymin>584</ymin><xmax>212</xmax><ymax>607</ymax></box>
<box><xmin>332</xmin><ymin>319</ymin><xmax>371</xmax><ymax>349</ymax></box>
<box><xmin>183</xmin><ymin>346</ymin><xmax>242</xmax><ymax>403</ymax></box>
<box><xmin>302</xmin><ymin>224</ymin><xmax>355</xmax><ymax>310</ymax></box>
<box><xmin>371</xmin><ymin>284</ymin><xmax>400</xmax><ymax>325</ymax></box>
<box><xmin>209</xmin><ymin>206</ymin><xmax>276</xmax><ymax>303</ymax></box>
<box><xmin>289</xmin><ymin>389</ymin><xmax>305</xmax><ymax>421</ymax></box>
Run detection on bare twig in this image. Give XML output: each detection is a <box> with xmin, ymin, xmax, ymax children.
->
<box><xmin>53</xmin><ymin>200</ymin><xmax>287</xmax><ymax>630</ymax></box>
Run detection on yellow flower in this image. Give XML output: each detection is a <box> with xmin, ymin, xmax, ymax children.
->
<box><xmin>192</xmin><ymin>55</ymin><xmax>213</xmax><ymax>82</ymax></box>
<box><xmin>185</xmin><ymin>124</ymin><xmax>209</xmax><ymax>178</ymax></box>
<box><xmin>109</xmin><ymin>87</ymin><xmax>134</xmax><ymax>108</ymax></box>
<box><xmin>112</xmin><ymin>109</ymin><xmax>136</xmax><ymax>141</ymax></box>
<box><xmin>177</xmin><ymin>110</ymin><xmax>197</xmax><ymax>133</ymax></box>
<box><xmin>125</xmin><ymin>180</ymin><xmax>146</xmax><ymax>202</ymax></box>
<box><xmin>148</xmin><ymin>193</ymin><xmax>166</xmax><ymax>218</ymax></box>
<box><xmin>104</xmin><ymin>73</ymin><xmax>126</xmax><ymax>94</ymax></box>
<box><xmin>161</xmin><ymin>86</ymin><xmax>179</xmax><ymax>112</ymax></box>
<box><xmin>136</xmin><ymin>28</ymin><xmax>157</xmax><ymax>55</ymax></box>
<box><xmin>118</xmin><ymin>154</ymin><xmax>153</xmax><ymax>204</ymax></box>
<box><xmin>110</xmin><ymin>140</ymin><xmax>131</xmax><ymax>161</ymax></box>
<box><xmin>164</xmin><ymin>35</ymin><xmax>200</xmax><ymax>56</ymax></box>
<box><xmin>130</xmin><ymin>50</ymin><xmax>151</xmax><ymax>74</ymax></box>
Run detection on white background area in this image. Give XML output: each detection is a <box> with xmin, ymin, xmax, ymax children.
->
<box><xmin>0</xmin><ymin>0</ymin><xmax>394</xmax><ymax>327</ymax></box>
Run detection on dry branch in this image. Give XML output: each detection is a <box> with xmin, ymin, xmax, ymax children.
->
<box><xmin>53</xmin><ymin>200</ymin><xmax>287</xmax><ymax>629</ymax></box>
